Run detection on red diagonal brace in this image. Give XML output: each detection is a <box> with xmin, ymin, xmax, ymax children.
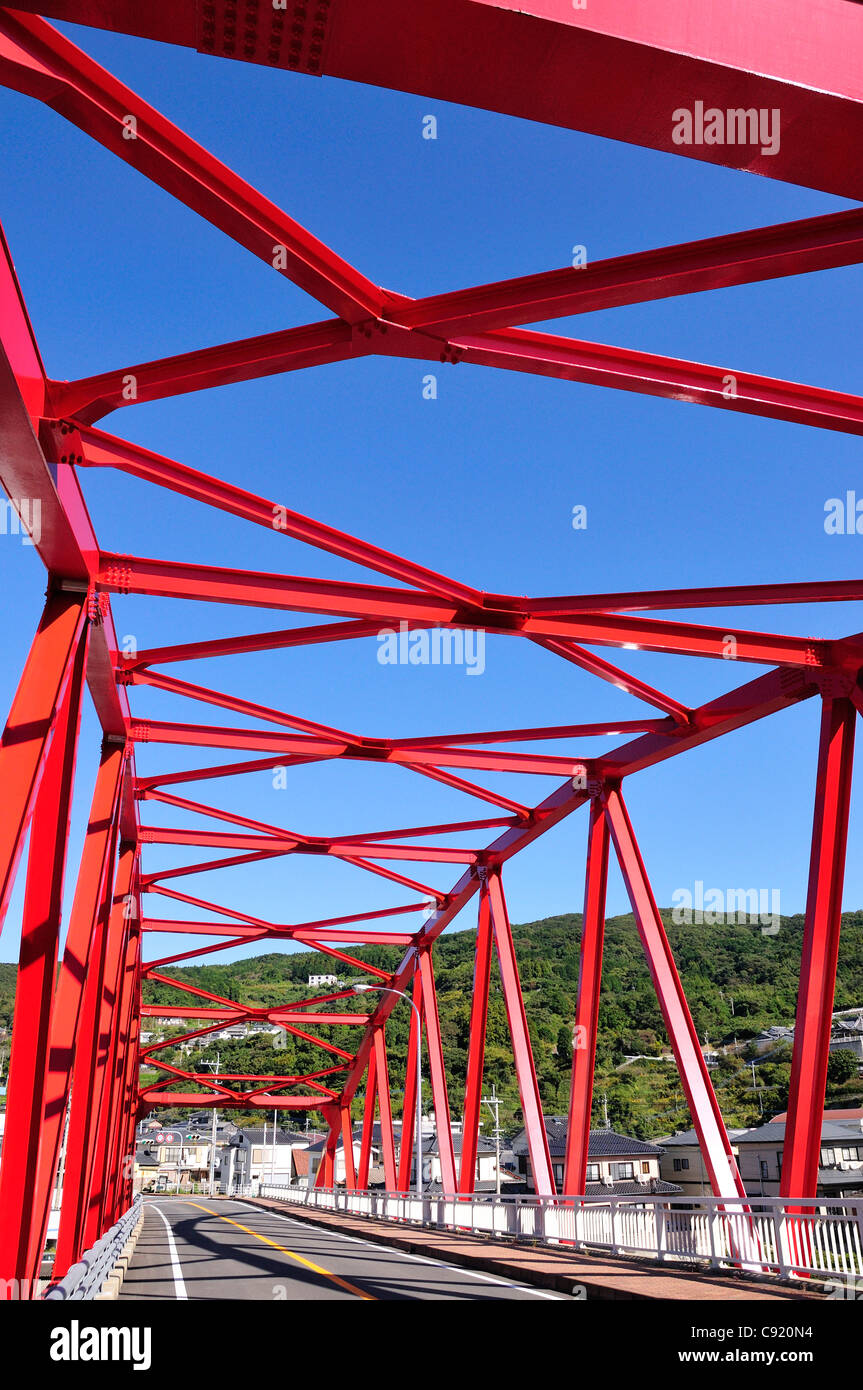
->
<box><xmin>603</xmin><ymin>786</ymin><xmax>745</xmax><ymax>1200</ymax></box>
<box><xmin>782</xmin><ymin>695</ymin><xmax>856</xmax><ymax>1199</ymax></box>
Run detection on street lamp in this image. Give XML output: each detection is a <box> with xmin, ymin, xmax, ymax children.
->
<box><xmin>352</xmin><ymin>985</ymin><xmax>423</xmax><ymax>1199</ymax></box>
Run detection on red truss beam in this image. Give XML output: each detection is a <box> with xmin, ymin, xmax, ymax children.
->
<box><xmin>136</xmin><ymin>1092</ymin><xmax>325</xmax><ymax>1111</ymax></box>
<box><xmin>50</xmin><ymin>309</ymin><xmax>863</xmax><ymax>438</ymax></box>
<box><xmin>0</xmin><ymin>1</ymin><xmax>860</xmax><ymax>1272</ymax></box>
<box><xmin>140</xmin><ymin>1058</ymin><xmax>340</xmax><ymax>1103</ymax></box>
<box><xmin>6</xmin><ymin>16</ymin><xmax>863</xmax><ymax>434</ymax></box>
<box><xmin>11</xmin><ymin>0</ymin><xmax>863</xmax><ymax>200</ymax></box>
<box><xmin>74</xmin><ymin>424</ymin><xmax>479</xmax><ymax>606</ymax></box>
<box><xmin>3</xmin><ymin>13</ymin><xmax>859</xmax><ymax>444</ymax></box>
<box><xmin>122</xmin><ymin>620</ymin><xmax>387</xmax><ymax>673</ymax></box>
<box><xmin>782</xmin><ymin>694</ymin><xmax>856</xmax><ymax>1199</ymax></box>
<box><xmin>0</xmin><ymin>221</ymin><xmax>136</xmax><ymax>839</ymax></box>
<box><xmin>531</xmin><ymin>637</ymin><xmax>692</xmax><ymax>724</ymax></box>
<box><xmin>141</xmin><ymin>850</ymin><xmax>287</xmax><ymax>882</ymax></box>
<box><xmin>563</xmin><ymin>800</ymin><xmax>611</xmax><ymax>1197</ymax></box>
<box><xmin>339</xmin><ymin>662</ymin><xmax>825</xmax><ymax>1112</ymax></box>
<box><xmin>135</xmin><ymin>761</ymin><xmax>325</xmax><ymax>798</ymax></box>
<box><xmin>0</xmin><ymin>625</ymin><xmax>87</xmax><ymax>1288</ymax></box>
<box><xmin>0</xmin><ymin>10</ymin><xmax>387</xmax><ymax>324</ymax></box>
<box><xmin>141</xmin><ymin>1005</ymin><xmax>369</xmax><ymax>1028</ymax></box>
<box><xmin>132</xmin><ymin>669</ymin><xmax>359</xmax><ymax>745</ymax></box>
<box><xmin>396</xmin><ymin>971</ymin><xmax>424</xmax><ymax>1195</ymax></box>
<box><xmin>144</xmin><ymin>937</ymin><xmax>267</xmax><ymax>970</ymax></box>
<box><xmin>99</xmin><ymin>551</ymin><xmax>840</xmax><ymax>669</ymax></box>
<box><xmin>44</xmin><ymin>748</ymin><xmax>125</xmax><ymax>1279</ymax></box>
<box><xmin>0</xmin><ymin>589</ymin><xmax>87</xmax><ymax>933</ymax></box>
<box><xmin>140</xmin><ymin>884</ymin><xmax>427</xmax><ymax>933</ymax></box>
<box><xmin>603</xmin><ymin>787</ymin><xmax>746</xmax><ymax>1201</ymax></box>
<box><xmin>144</xmin><ymin>917</ymin><xmax>417</xmax><ymax>943</ymax></box>
<box><xmin>459</xmin><ymin>883</ymin><xmax>494</xmax><ymax>1193</ymax></box>
<box><xmin>143</xmin><ymin>925</ymin><xmax>416</xmax><ymax>951</ymax></box>
<box><xmin>486</xmin><ymin>869</ymin><xmax>555</xmax><ymax>1197</ymax></box>
<box><xmin>393</xmin><ymin>208</ymin><xmax>863</xmax><ymax>337</ymax></box>
<box><xmin>140</xmin><ymin>826</ymin><xmax>479</xmax><ymax>866</ymax></box>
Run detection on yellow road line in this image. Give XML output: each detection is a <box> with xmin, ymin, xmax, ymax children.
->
<box><xmin>183</xmin><ymin>1202</ymin><xmax>376</xmax><ymax>1301</ymax></box>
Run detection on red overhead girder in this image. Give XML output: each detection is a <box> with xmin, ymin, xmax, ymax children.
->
<box><xmin>6</xmin><ymin>0</ymin><xmax>863</xmax><ymax>198</ymax></box>
<box><xmin>0</xmin><ymin>4</ymin><xmax>859</xmax><ymax>1296</ymax></box>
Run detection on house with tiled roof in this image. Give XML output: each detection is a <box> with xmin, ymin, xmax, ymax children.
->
<box><xmin>511</xmin><ymin>1117</ymin><xmax>681</xmax><ymax>1197</ymax></box>
<box><xmin>657</xmin><ymin>1113</ymin><xmax>863</xmax><ymax>1199</ymax></box>
<box><xmin>655</xmin><ymin>1127</ymin><xmax>749</xmax><ymax>1197</ymax></box>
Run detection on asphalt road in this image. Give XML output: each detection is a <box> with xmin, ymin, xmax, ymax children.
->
<box><xmin>119</xmin><ymin>1199</ymin><xmax>567</xmax><ymax>1301</ymax></box>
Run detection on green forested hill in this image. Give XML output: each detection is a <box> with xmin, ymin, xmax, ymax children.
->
<box><xmin>3</xmin><ymin>912</ymin><xmax>862</xmax><ymax>1138</ymax></box>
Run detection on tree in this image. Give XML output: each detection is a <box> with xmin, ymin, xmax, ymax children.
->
<box><xmin>555</xmin><ymin>1024</ymin><xmax>573</xmax><ymax>1070</ymax></box>
<box><xmin>827</xmin><ymin>1049</ymin><xmax>859</xmax><ymax>1086</ymax></box>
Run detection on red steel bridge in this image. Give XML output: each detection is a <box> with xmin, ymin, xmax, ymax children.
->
<box><xmin>0</xmin><ymin>1</ymin><xmax>861</xmax><ymax>1295</ymax></box>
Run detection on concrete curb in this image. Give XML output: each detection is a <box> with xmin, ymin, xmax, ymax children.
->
<box><xmin>94</xmin><ymin>1210</ymin><xmax>145</xmax><ymax>1301</ymax></box>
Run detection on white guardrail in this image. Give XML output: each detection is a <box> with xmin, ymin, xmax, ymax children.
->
<box><xmin>43</xmin><ymin>1196</ymin><xmax>142</xmax><ymax>1300</ymax></box>
<box><xmin>258</xmin><ymin>1185</ymin><xmax>863</xmax><ymax>1281</ymax></box>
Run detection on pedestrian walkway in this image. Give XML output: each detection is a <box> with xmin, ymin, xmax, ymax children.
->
<box><xmin>242</xmin><ymin>1198</ymin><xmax>821</xmax><ymax>1301</ymax></box>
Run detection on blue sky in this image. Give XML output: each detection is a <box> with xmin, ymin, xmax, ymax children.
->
<box><xmin>1</xmin><ymin>20</ymin><xmax>861</xmax><ymax>967</ymax></box>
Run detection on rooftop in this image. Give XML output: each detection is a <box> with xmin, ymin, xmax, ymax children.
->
<box><xmin>513</xmin><ymin>1120</ymin><xmax>665</xmax><ymax>1159</ymax></box>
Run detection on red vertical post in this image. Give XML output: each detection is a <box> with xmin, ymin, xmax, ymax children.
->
<box><xmin>0</xmin><ymin>590</ymin><xmax>87</xmax><ymax>935</ymax></box>
<box><xmin>373</xmin><ymin>1028</ymin><xmax>397</xmax><ymax>1190</ymax></box>
<box><xmin>0</xmin><ymin>624</ymin><xmax>87</xmax><ymax>1296</ymax></box>
<box><xmin>459</xmin><ymin>875</ymin><xmax>494</xmax><ymax>1193</ymax></box>
<box><xmin>486</xmin><ymin>868</ymin><xmax>555</xmax><ymax>1196</ymax></box>
<box><xmin>84</xmin><ymin>843</ymin><xmax>137</xmax><ymax>1245</ymax></box>
<box><xmin>54</xmin><ymin>803</ymin><xmax>122</xmax><ymax>1274</ymax></box>
<box><xmin>121</xmin><ymin>861</ymin><xmax>144</xmax><ymax>1214</ymax></box>
<box><xmin>782</xmin><ymin>695</ymin><xmax>856</xmax><ymax>1199</ymax></box>
<box><xmin>396</xmin><ymin>970</ymin><xmax>423</xmax><ymax>1193</ymax></box>
<box><xmin>102</xmin><ymin>902</ymin><xmax>140</xmax><ymax>1228</ymax></box>
<box><xmin>563</xmin><ymin>799</ymin><xmax>610</xmax><ymax>1196</ymax></box>
<box><xmin>357</xmin><ymin>1051</ymin><xmax>377</xmax><ymax>1188</ymax></box>
<box><xmin>36</xmin><ymin>741</ymin><xmax>125</xmax><ymax>1281</ymax></box>
<box><xmin>339</xmin><ymin>1105</ymin><xmax>356</xmax><ymax>1190</ymax></box>
<box><xmin>315</xmin><ymin>1110</ymin><xmax>339</xmax><ymax>1188</ymax></box>
<box><xmin>603</xmin><ymin>785</ymin><xmax>746</xmax><ymax>1200</ymax></box>
<box><xmin>104</xmin><ymin>919</ymin><xmax>135</xmax><ymax>1222</ymax></box>
<box><xmin>417</xmin><ymin>947</ymin><xmax>457</xmax><ymax>1192</ymax></box>
<box><xmin>107</xmin><ymin>864</ymin><xmax>141</xmax><ymax>1224</ymax></box>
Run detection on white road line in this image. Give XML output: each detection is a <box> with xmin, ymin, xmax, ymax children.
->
<box><xmin>147</xmin><ymin>1202</ymin><xmax>189</xmax><ymax>1300</ymax></box>
<box><xmin>232</xmin><ymin>1201</ymin><xmax>567</xmax><ymax>1300</ymax></box>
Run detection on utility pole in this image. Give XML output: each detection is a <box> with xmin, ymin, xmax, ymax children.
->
<box><xmin>602</xmin><ymin>1092</ymin><xmax>610</xmax><ymax>1128</ymax></box>
<box><xmin>481</xmin><ymin>1083</ymin><xmax>503</xmax><ymax>1196</ymax></box>
<box><xmin>206</xmin><ymin>1052</ymin><xmax>221</xmax><ymax>1197</ymax></box>
<box><xmin>751</xmin><ymin>1060</ymin><xmax>763</xmax><ymax>1115</ymax></box>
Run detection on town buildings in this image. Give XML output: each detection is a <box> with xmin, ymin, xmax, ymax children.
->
<box><xmin>511</xmin><ymin>1117</ymin><xmax>681</xmax><ymax>1197</ymax></box>
<box><xmin>657</xmin><ymin>1108</ymin><xmax>863</xmax><ymax>1199</ymax></box>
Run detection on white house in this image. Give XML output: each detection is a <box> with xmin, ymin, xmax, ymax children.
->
<box><xmin>220</xmin><ymin>1127</ymin><xmax>311</xmax><ymax>1192</ymax></box>
<box><xmin>305</xmin><ymin>1132</ymin><xmax>363</xmax><ymax>1186</ymax></box>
